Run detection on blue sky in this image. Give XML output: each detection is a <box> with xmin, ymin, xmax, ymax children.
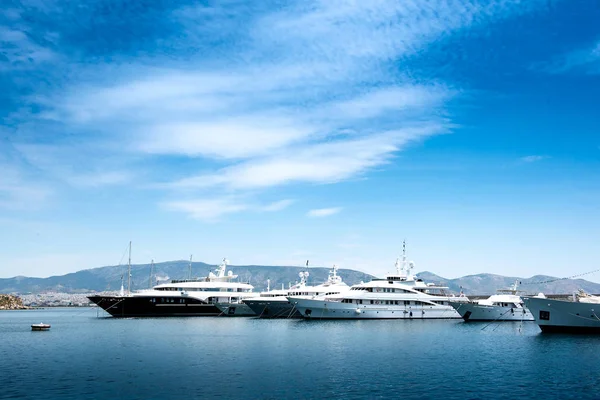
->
<box><xmin>1</xmin><ymin>0</ymin><xmax>599</xmax><ymax>281</ymax></box>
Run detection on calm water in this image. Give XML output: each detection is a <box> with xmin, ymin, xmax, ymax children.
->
<box><xmin>1</xmin><ymin>308</ymin><xmax>598</xmax><ymax>400</ymax></box>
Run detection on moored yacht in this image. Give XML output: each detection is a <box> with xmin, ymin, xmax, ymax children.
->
<box><xmin>88</xmin><ymin>255</ymin><xmax>256</xmax><ymax>317</ymax></box>
<box><xmin>524</xmin><ymin>290</ymin><xmax>600</xmax><ymax>333</ymax></box>
<box><xmin>449</xmin><ymin>280</ymin><xmax>534</xmax><ymax>322</ymax></box>
<box><xmin>287</xmin><ymin>243</ymin><xmax>469</xmax><ymax>319</ymax></box>
<box><xmin>242</xmin><ymin>265</ymin><xmax>350</xmax><ymax>318</ymax></box>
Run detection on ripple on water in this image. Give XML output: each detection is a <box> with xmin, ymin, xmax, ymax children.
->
<box><xmin>1</xmin><ymin>309</ymin><xmax>600</xmax><ymax>399</ymax></box>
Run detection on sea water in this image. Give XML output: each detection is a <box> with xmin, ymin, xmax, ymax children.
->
<box><xmin>0</xmin><ymin>308</ymin><xmax>598</xmax><ymax>400</ymax></box>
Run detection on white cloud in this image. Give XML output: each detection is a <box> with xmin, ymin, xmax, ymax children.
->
<box><xmin>163</xmin><ymin>197</ymin><xmax>294</xmax><ymax>221</ymax></box>
<box><xmin>307</xmin><ymin>207</ymin><xmax>342</xmax><ymax>217</ymax></box>
<box><xmin>9</xmin><ymin>0</ymin><xmax>541</xmax><ymax>221</ymax></box>
<box><xmin>329</xmin><ymin>85</ymin><xmax>453</xmax><ymax>121</ymax></box>
<box><xmin>520</xmin><ymin>155</ymin><xmax>548</xmax><ymax>163</ymax></box>
<box><xmin>170</xmin><ymin>124</ymin><xmax>449</xmax><ymax>190</ymax></box>
<box><xmin>140</xmin><ymin>116</ymin><xmax>316</xmax><ymax>159</ymax></box>
<box><xmin>163</xmin><ymin>198</ymin><xmax>249</xmax><ymax>221</ymax></box>
<box><xmin>261</xmin><ymin>199</ymin><xmax>295</xmax><ymax>212</ymax></box>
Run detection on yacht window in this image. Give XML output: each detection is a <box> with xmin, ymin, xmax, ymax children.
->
<box><xmin>370</xmin><ymin>300</ymin><xmax>374</xmax><ymax>304</ymax></box>
<box><xmin>404</xmin><ymin>301</ymin><xmax>410</xmax><ymax>306</ymax></box>
<box><xmin>539</xmin><ymin>311</ymin><xmax>550</xmax><ymax>321</ymax></box>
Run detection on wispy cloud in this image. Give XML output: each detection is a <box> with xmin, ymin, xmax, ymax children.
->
<box><xmin>261</xmin><ymin>199</ymin><xmax>295</xmax><ymax>212</ymax></box>
<box><xmin>163</xmin><ymin>198</ymin><xmax>249</xmax><ymax>221</ymax></box>
<box><xmin>4</xmin><ymin>0</ymin><xmax>542</xmax><ymax>221</ymax></box>
<box><xmin>0</xmin><ymin>164</ymin><xmax>52</xmax><ymax>210</ymax></box>
<box><xmin>0</xmin><ymin>27</ymin><xmax>57</xmax><ymax>70</ymax></box>
<box><xmin>13</xmin><ymin>144</ymin><xmax>135</xmax><ymax>189</ymax></box>
<box><xmin>537</xmin><ymin>40</ymin><xmax>600</xmax><ymax>74</ymax></box>
<box><xmin>307</xmin><ymin>207</ymin><xmax>342</xmax><ymax>218</ymax></box>
<box><xmin>169</xmin><ymin>124</ymin><xmax>450</xmax><ymax>191</ymax></box>
<box><xmin>163</xmin><ymin>197</ymin><xmax>294</xmax><ymax>221</ymax></box>
<box><xmin>520</xmin><ymin>155</ymin><xmax>548</xmax><ymax>163</ymax></box>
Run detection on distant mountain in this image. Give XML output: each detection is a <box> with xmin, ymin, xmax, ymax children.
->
<box><xmin>416</xmin><ymin>271</ymin><xmax>600</xmax><ymax>295</ymax></box>
<box><xmin>2</xmin><ymin>263</ymin><xmax>599</xmax><ymax>295</ymax></box>
<box><xmin>0</xmin><ymin>261</ymin><xmax>374</xmax><ymax>294</ymax></box>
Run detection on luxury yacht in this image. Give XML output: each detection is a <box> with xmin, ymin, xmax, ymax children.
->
<box><xmin>524</xmin><ymin>290</ymin><xmax>600</xmax><ymax>333</ymax></box>
<box><xmin>88</xmin><ymin>258</ymin><xmax>256</xmax><ymax>317</ymax></box>
<box><xmin>287</xmin><ymin>244</ymin><xmax>469</xmax><ymax>319</ymax></box>
<box><xmin>449</xmin><ymin>280</ymin><xmax>534</xmax><ymax>322</ymax></box>
<box><xmin>242</xmin><ymin>265</ymin><xmax>350</xmax><ymax>318</ymax></box>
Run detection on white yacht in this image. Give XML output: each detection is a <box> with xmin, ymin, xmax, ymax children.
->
<box><xmin>242</xmin><ymin>265</ymin><xmax>350</xmax><ymax>318</ymax></box>
<box><xmin>449</xmin><ymin>280</ymin><xmax>534</xmax><ymax>322</ymax></box>
<box><xmin>524</xmin><ymin>289</ymin><xmax>600</xmax><ymax>333</ymax></box>
<box><xmin>287</xmin><ymin>245</ymin><xmax>469</xmax><ymax>320</ymax></box>
<box><xmin>89</xmin><ymin>257</ymin><xmax>257</xmax><ymax>317</ymax></box>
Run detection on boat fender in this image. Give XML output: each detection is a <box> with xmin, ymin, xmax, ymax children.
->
<box><xmin>355</xmin><ymin>309</ymin><xmax>361</xmax><ymax>314</ymax></box>
<box><xmin>409</xmin><ymin>311</ymin><xmax>412</xmax><ymax>317</ymax></box>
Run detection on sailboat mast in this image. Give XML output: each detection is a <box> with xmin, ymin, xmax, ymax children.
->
<box><xmin>149</xmin><ymin>259</ymin><xmax>154</xmax><ymax>289</ymax></box>
<box><xmin>127</xmin><ymin>241</ymin><xmax>132</xmax><ymax>294</ymax></box>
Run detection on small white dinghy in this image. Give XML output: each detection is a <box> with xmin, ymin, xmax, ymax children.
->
<box><xmin>31</xmin><ymin>323</ymin><xmax>51</xmax><ymax>331</ymax></box>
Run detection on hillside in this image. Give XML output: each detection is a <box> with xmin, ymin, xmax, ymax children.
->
<box><xmin>2</xmin><ymin>262</ymin><xmax>599</xmax><ymax>296</ymax></box>
<box><xmin>416</xmin><ymin>271</ymin><xmax>600</xmax><ymax>295</ymax></box>
<box><xmin>0</xmin><ymin>294</ymin><xmax>28</xmax><ymax>310</ymax></box>
<box><xmin>0</xmin><ymin>261</ymin><xmax>374</xmax><ymax>294</ymax></box>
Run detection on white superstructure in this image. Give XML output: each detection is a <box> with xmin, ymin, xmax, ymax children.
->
<box><xmin>287</xmin><ymin>243</ymin><xmax>469</xmax><ymax>319</ymax></box>
<box><xmin>89</xmin><ymin>258</ymin><xmax>257</xmax><ymax>317</ymax></box>
<box><xmin>449</xmin><ymin>280</ymin><xmax>534</xmax><ymax>322</ymax></box>
<box><xmin>243</xmin><ymin>265</ymin><xmax>350</xmax><ymax>318</ymax></box>
<box><xmin>524</xmin><ymin>289</ymin><xmax>600</xmax><ymax>333</ymax></box>
<box><xmin>146</xmin><ymin>258</ymin><xmax>255</xmax><ymax>299</ymax></box>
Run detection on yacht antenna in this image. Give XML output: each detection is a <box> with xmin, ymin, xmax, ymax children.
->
<box><xmin>127</xmin><ymin>241</ymin><xmax>132</xmax><ymax>294</ymax></box>
<box><xmin>189</xmin><ymin>255</ymin><xmax>193</xmax><ymax>280</ymax></box>
<box><xmin>402</xmin><ymin>239</ymin><xmax>407</xmax><ymax>269</ymax></box>
<box><xmin>149</xmin><ymin>259</ymin><xmax>154</xmax><ymax>289</ymax></box>
<box><xmin>267</xmin><ymin>278</ymin><xmax>270</xmax><ymax>292</ymax></box>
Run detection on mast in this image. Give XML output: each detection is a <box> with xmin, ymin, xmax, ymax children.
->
<box><xmin>402</xmin><ymin>239</ymin><xmax>407</xmax><ymax>270</ymax></box>
<box><xmin>149</xmin><ymin>259</ymin><xmax>154</xmax><ymax>289</ymax></box>
<box><xmin>189</xmin><ymin>255</ymin><xmax>193</xmax><ymax>280</ymax></box>
<box><xmin>127</xmin><ymin>241</ymin><xmax>132</xmax><ymax>294</ymax></box>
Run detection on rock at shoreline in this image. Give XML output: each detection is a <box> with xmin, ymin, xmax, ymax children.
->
<box><xmin>0</xmin><ymin>294</ymin><xmax>30</xmax><ymax>310</ymax></box>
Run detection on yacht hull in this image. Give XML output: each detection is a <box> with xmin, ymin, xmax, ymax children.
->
<box><xmin>289</xmin><ymin>297</ymin><xmax>462</xmax><ymax>319</ymax></box>
<box><xmin>88</xmin><ymin>295</ymin><xmax>222</xmax><ymax>317</ymax></box>
<box><xmin>524</xmin><ymin>296</ymin><xmax>600</xmax><ymax>333</ymax></box>
<box><xmin>449</xmin><ymin>301</ymin><xmax>534</xmax><ymax>322</ymax></box>
<box><xmin>215</xmin><ymin>302</ymin><xmax>257</xmax><ymax>317</ymax></box>
<box><xmin>242</xmin><ymin>298</ymin><xmax>301</xmax><ymax>318</ymax></box>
